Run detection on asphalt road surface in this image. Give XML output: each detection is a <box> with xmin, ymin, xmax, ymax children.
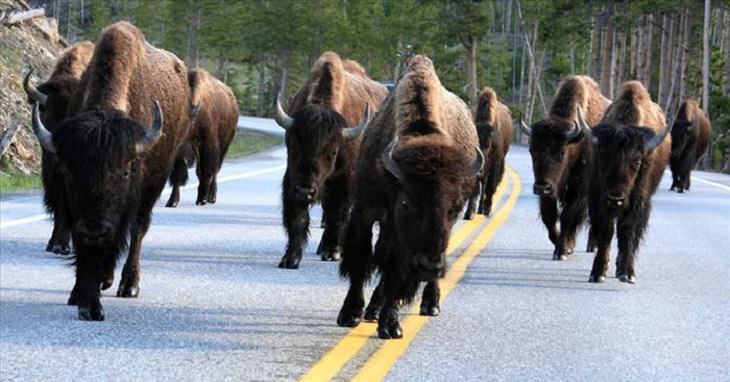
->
<box><xmin>1</xmin><ymin>133</ymin><xmax>728</xmax><ymax>381</ymax></box>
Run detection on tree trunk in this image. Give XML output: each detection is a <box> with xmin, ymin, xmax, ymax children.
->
<box><xmin>658</xmin><ymin>13</ymin><xmax>671</xmax><ymax>106</ymax></box>
<box><xmin>616</xmin><ymin>32</ymin><xmax>628</xmax><ymax>93</ymax></box>
<box><xmin>701</xmin><ymin>0</ymin><xmax>712</xmax><ymax>169</ymax></box>
<box><xmin>630</xmin><ymin>26</ymin><xmax>638</xmax><ymax>79</ymax></box>
<box><xmin>464</xmin><ymin>35</ymin><xmax>479</xmax><ymax>106</ymax></box>
<box><xmin>679</xmin><ymin>8</ymin><xmax>690</xmax><ymax>104</ymax></box>
<box><xmin>642</xmin><ymin>13</ymin><xmax>654</xmax><ymax>92</ymax></box>
<box><xmin>280</xmin><ymin>50</ymin><xmax>290</xmax><ymax>98</ymax></box>
<box><xmin>257</xmin><ymin>54</ymin><xmax>266</xmax><ymax>117</ymax></box>
<box><xmin>600</xmin><ymin>4</ymin><xmax>614</xmax><ymax>95</ymax></box>
<box><xmin>665</xmin><ymin>11</ymin><xmax>685</xmax><ymax>116</ymax></box>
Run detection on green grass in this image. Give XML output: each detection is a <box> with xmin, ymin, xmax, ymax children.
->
<box><xmin>227</xmin><ymin>130</ymin><xmax>283</xmax><ymax>159</ymax></box>
<box><xmin>0</xmin><ymin>130</ymin><xmax>282</xmax><ymax>195</ymax></box>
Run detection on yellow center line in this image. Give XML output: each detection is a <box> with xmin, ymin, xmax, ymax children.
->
<box><xmin>299</xmin><ymin>168</ymin><xmax>517</xmax><ymax>382</ymax></box>
<box><xmin>350</xmin><ymin>167</ymin><xmax>521</xmax><ymax>382</ymax></box>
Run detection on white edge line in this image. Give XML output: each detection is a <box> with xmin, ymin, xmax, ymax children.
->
<box><xmin>691</xmin><ymin>176</ymin><xmax>730</xmax><ymax>192</ymax></box>
<box><xmin>0</xmin><ymin>164</ymin><xmax>287</xmax><ymax>230</ymax></box>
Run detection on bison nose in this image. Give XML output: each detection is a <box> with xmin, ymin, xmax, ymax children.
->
<box><xmin>413</xmin><ymin>256</ymin><xmax>446</xmax><ymax>280</ymax></box>
<box><xmin>78</xmin><ymin>219</ymin><xmax>113</xmax><ymax>238</ymax></box>
<box><xmin>295</xmin><ymin>184</ymin><xmax>318</xmax><ymax>201</ymax></box>
<box><xmin>533</xmin><ymin>183</ymin><xmax>553</xmax><ymax>196</ymax></box>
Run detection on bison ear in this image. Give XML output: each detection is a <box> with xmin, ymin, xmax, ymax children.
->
<box><xmin>135</xmin><ymin>100</ymin><xmax>164</xmax><ymax>154</ymax></box>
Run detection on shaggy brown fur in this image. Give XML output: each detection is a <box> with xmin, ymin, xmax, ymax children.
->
<box><xmin>464</xmin><ymin>87</ymin><xmax>513</xmax><ymax>219</ymax></box>
<box><xmin>165</xmin><ymin>69</ymin><xmax>239</xmax><ymax>207</ymax></box>
<box><xmin>338</xmin><ymin>55</ymin><xmax>480</xmax><ymax>339</ymax></box>
<box><xmin>26</xmin><ymin>41</ymin><xmax>94</xmax><ymax>255</ymax></box>
<box><xmin>278</xmin><ymin>51</ymin><xmax>388</xmax><ymax>269</ymax></box>
<box><xmin>526</xmin><ymin>75</ymin><xmax>610</xmax><ymax>259</ymax></box>
<box><xmin>49</xmin><ymin>21</ymin><xmax>191</xmax><ymax>320</ymax></box>
<box><xmin>587</xmin><ymin>81</ymin><xmax>671</xmax><ymax>284</ymax></box>
<box><xmin>670</xmin><ymin>100</ymin><xmax>711</xmax><ymax>192</ymax></box>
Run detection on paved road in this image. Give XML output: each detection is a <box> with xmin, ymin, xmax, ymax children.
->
<box><xmin>1</xmin><ymin>138</ymin><xmax>728</xmax><ymax>381</ymax></box>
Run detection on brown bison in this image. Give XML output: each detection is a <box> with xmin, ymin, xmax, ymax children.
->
<box><xmin>165</xmin><ymin>69</ymin><xmax>239</xmax><ymax>207</ymax></box>
<box><xmin>669</xmin><ymin>100</ymin><xmax>711</xmax><ymax>193</ymax></box>
<box><xmin>24</xmin><ymin>41</ymin><xmax>94</xmax><ymax>255</ymax></box>
<box><xmin>580</xmin><ymin>81</ymin><xmax>672</xmax><ymax>284</ymax></box>
<box><xmin>464</xmin><ymin>87</ymin><xmax>513</xmax><ymax>220</ymax></box>
<box><xmin>30</xmin><ymin>21</ymin><xmax>191</xmax><ymax>320</ymax></box>
<box><xmin>337</xmin><ymin>56</ymin><xmax>483</xmax><ymax>339</ymax></box>
<box><xmin>274</xmin><ymin>52</ymin><xmax>388</xmax><ymax>269</ymax></box>
<box><xmin>520</xmin><ymin>75</ymin><xmax>611</xmax><ymax>260</ymax></box>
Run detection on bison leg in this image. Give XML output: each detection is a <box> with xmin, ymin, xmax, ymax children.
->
<box><xmin>337</xmin><ymin>208</ymin><xmax>376</xmax><ymax>327</ymax></box>
<box><xmin>46</xmin><ymin>207</ymin><xmax>71</xmax><ymax>255</ymax></box>
<box><xmin>317</xmin><ymin>176</ymin><xmax>348</xmax><ymax>262</ymax></box>
<box><xmin>419</xmin><ymin>281</ymin><xmax>441</xmax><ymax>317</ymax></box>
<box><xmin>364</xmin><ymin>277</ymin><xmax>385</xmax><ymax>321</ymax></box>
<box><xmin>117</xmin><ymin>201</ymin><xmax>154</xmax><ymax>298</ymax></box>
<box><xmin>74</xmin><ymin>250</ymin><xmax>107</xmax><ymax>321</ymax></box>
<box><xmin>280</xmin><ymin>199</ymin><xmax>310</xmax><ymax>269</ymax></box>
<box><xmin>588</xmin><ymin>216</ymin><xmax>614</xmax><ymax>283</ymax></box>
<box><xmin>615</xmin><ymin>203</ymin><xmax>650</xmax><ymax>284</ymax></box>
<box><xmin>554</xmin><ymin>191</ymin><xmax>585</xmax><ymax>261</ymax></box>
<box><xmin>585</xmin><ymin>226</ymin><xmax>597</xmax><ymax>253</ymax></box>
<box><xmin>207</xmin><ymin>175</ymin><xmax>218</xmax><ymax>204</ymax></box>
<box><xmin>463</xmin><ymin>181</ymin><xmax>480</xmax><ymax>220</ymax></box>
<box><xmin>196</xmin><ymin>145</ymin><xmax>219</xmax><ymax>205</ymax></box>
<box><xmin>539</xmin><ymin>197</ymin><xmax>560</xmax><ymax>247</ymax></box>
<box><xmin>42</xmin><ymin>154</ymin><xmax>72</xmax><ymax>255</ymax></box>
<box><xmin>479</xmin><ymin>157</ymin><xmax>504</xmax><ymax>216</ymax></box>
<box><xmin>165</xmin><ymin>157</ymin><xmax>188</xmax><ymax>208</ymax></box>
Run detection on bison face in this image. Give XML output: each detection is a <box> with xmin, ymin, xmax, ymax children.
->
<box><xmin>31</xmin><ymin>103</ymin><xmax>163</xmax><ymax>249</ymax></box>
<box><xmin>590</xmin><ymin>123</ymin><xmax>671</xmax><ymax>210</ymax></box>
<box><xmin>476</xmin><ymin>123</ymin><xmax>498</xmax><ymax>157</ymax></box>
<box><xmin>670</xmin><ymin>120</ymin><xmax>694</xmax><ymax>158</ymax></box>
<box><xmin>526</xmin><ymin>119</ymin><xmax>583</xmax><ymax>198</ymax></box>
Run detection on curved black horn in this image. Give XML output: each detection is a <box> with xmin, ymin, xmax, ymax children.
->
<box><xmin>274</xmin><ymin>93</ymin><xmax>293</xmax><ymax>130</ymax></box>
<box><xmin>646</xmin><ymin>121</ymin><xmax>673</xmax><ymax>151</ymax></box>
<box><xmin>519</xmin><ymin>115</ymin><xmax>531</xmax><ymax>136</ymax></box>
<box><xmin>468</xmin><ymin>145</ymin><xmax>485</xmax><ymax>177</ymax></box>
<box><xmin>32</xmin><ymin>103</ymin><xmax>56</xmax><ymax>153</ymax></box>
<box><xmin>342</xmin><ymin>103</ymin><xmax>370</xmax><ymax>140</ymax></box>
<box><xmin>381</xmin><ymin>137</ymin><xmax>402</xmax><ymax>180</ymax></box>
<box><xmin>24</xmin><ymin>69</ymin><xmax>47</xmax><ymax>105</ymax></box>
<box><xmin>136</xmin><ymin>101</ymin><xmax>164</xmax><ymax>154</ymax></box>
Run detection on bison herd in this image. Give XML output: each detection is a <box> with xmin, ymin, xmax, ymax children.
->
<box><xmin>22</xmin><ymin>22</ymin><xmax>711</xmax><ymax>339</ymax></box>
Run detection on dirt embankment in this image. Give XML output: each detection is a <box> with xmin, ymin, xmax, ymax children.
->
<box><xmin>0</xmin><ymin>0</ymin><xmax>65</xmax><ymax>175</ymax></box>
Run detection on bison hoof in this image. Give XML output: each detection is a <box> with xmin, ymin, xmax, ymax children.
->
<box><xmin>67</xmin><ymin>292</ymin><xmax>78</xmax><ymax>306</ymax></box>
<box><xmin>677</xmin><ymin>188</ymin><xmax>684</xmax><ymax>194</ymax></box>
<box><xmin>337</xmin><ymin>309</ymin><xmax>362</xmax><ymax>327</ymax></box>
<box><xmin>377</xmin><ymin>322</ymin><xmax>403</xmax><ymax>340</ymax></box>
<box><xmin>364</xmin><ymin>306</ymin><xmax>380</xmax><ymax>321</ymax></box>
<box><xmin>78</xmin><ymin>305</ymin><xmax>105</xmax><ymax>321</ymax></box>
<box><xmin>101</xmin><ymin>276</ymin><xmax>114</xmax><ymax>291</ymax></box>
<box><xmin>419</xmin><ymin>303</ymin><xmax>440</xmax><ymax>317</ymax></box>
<box><xmin>116</xmin><ymin>284</ymin><xmax>139</xmax><ymax>298</ymax></box>
<box><xmin>165</xmin><ymin>199</ymin><xmax>179</xmax><ymax>208</ymax></box>
<box><xmin>278</xmin><ymin>254</ymin><xmax>301</xmax><ymax>269</ymax></box>
<box><xmin>588</xmin><ymin>274</ymin><xmax>606</xmax><ymax>283</ymax></box>
<box><xmin>47</xmin><ymin>241</ymin><xmax>71</xmax><ymax>255</ymax></box>
<box><xmin>586</xmin><ymin>245</ymin><xmax>596</xmax><ymax>253</ymax></box>
<box><xmin>463</xmin><ymin>211</ymin><xmax>474</xmax><ymax>220</ymax></box>
<box><xmin>552</xmin><ymin>253</ymin><xmax>568</xmax><ymax>261</ymax></box>
<box><xmin>617</xmin><ymin>273</ymin><xmax>636</xmax><ymax>284</ymax></box>
<box><xmin>195</xmin><ymin>199</ymin><xmax>207</xmax><ymax>206</ymax></box>
<box><xmin>319</xmin><ymin>250</ymin><xmax>341</xmax><ymax>262</ymax></box>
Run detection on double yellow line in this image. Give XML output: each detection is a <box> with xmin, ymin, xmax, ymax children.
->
<box><xmin>301</xmin><ymin>167</ymin><xmax>521</xmax><ymax>382</ymax></box>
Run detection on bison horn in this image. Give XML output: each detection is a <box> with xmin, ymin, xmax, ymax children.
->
<box><xmin>31</xmin><ymin>103</ymin><xmax>56</xmax><ymax>153</ymax></box>
<box><xmin>190</xmin><ymin>102</ymin><xmax>202</xmax><ymax>118</ymax></box>
<box><xmin>382</xmin><ymin>137</ymin><xmax>402</xmax><ymax>180</ymax></box>
<box><xmin>342</xmin><ymin>103</ymin><xmax>370</xmax><ymax>140</ymax></box>
<box><xmin>24</xmin><ymin>69</ymin><xmax>47</xmax><ymax>105</ymax></box>
<box><xmin>468</xmin><ymin>145</ymin><xmax>485</xmax><ymax>177</ymax></box>
<box><xmin>274</xmin><ymin>93</ymin><xmax>293</xmax><ymax>130</ymax></box>
<box><xmin>136</xmin><ymin>101</ymin><xmax>164</xmax><ymax>154</ymax></box>
<box><xmin>645</xmin><ymin>121</ymin><xmax>673</xmax><ymax>151</ymax></box>
<box><xmin>519</xmin><ymin>115</ymin><xmax>531</xmax><ymax>136</ymax></box>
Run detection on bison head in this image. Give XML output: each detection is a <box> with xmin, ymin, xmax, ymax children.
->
<box><xmin>31</xmin><ymin>101</ymin><xmax>163</xmax><ymax>249</ymax></box>
<box><xmin>382</xmin><ymin>137</ymin><xmax>483</xmax><ymax>281</ymax></box>
<box><xmin>520</xmin><ymin>113</ymin><xmax>585</xmax><ymax>198</ymax></box>
<box><xmin>24</xmin><ymin>69</ymin><xmax>79</xmax><ymax>131</ymax></box>
<box><xmin>585</xmin><ymin>122</ymin><xmax>671</xmax><ymax>210</ymax></box>
<box><xmin>275</xmin><ymin>96</ymin><xmax>368</xmax><ymax>203</ymax></box>
<box><xmin>670</xmin><ymin>119</ymin><xmax>697</xmax><ymax>158</ymax></box>
<box><xmin>476</xmin><ymin>120</ymin><xmax>500</xmax><ymax>157</ymax></box>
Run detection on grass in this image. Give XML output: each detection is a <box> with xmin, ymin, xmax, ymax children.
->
<box><xmin>227</xmin><ymin>130</ymin><xmax>283</xmax><ymax>159</ymax></box>
<box><xmin>0</xmin><ymin>130</ymin><xmax>282</xmax><ymax>195</ymax></box>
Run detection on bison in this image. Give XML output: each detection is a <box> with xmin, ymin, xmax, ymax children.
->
<box><xmin>165</xmin><ymin>69</ymin><xmax>239</xmax><ymax>207</ymax></box>
<box><xmin>337</xmin><ymin>56</ymin><xmax>483</xmax><ymax>339</ymax></box>
<box><xmin>669</xmin><ymin>100</ymin><xmax>711</xmax><ymax>193</ymax></box>
<box><xmin>24</xmin><ymin>41</ymin><xmax>95</xmax><ymax>255</ymax></box>
<box><xmin>273</xmin><ymin>52</ymin><xmax>388</xmax><ymax>269</ymax></box>
<box><xmin>520</xmin><ymin>75</ymin><xmax>610</xmax><ymax>260</ymax></box>
<box><xmin>30</xmin><ymin>21</ymin><xmax>191</xmax><ymax>320</ymax></box>
<box><xmin>464</xmin><ymin>87</ymin><xmax>513</xmax><ymax>220</ymax></box>
<box><xmin>580</xmin><ymin>81</ymin><xmax>672</xmax><ymax>284</ymax></box>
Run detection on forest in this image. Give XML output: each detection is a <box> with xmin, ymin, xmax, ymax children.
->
<box><xmin>28</xmin><ymin>0</ymin><xmax>730</xmax><ymax>171</ymax></box>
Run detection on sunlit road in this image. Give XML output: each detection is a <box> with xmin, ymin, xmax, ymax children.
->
<box><xmin>1</xmin><ymin>130</ymin><xmax>728</xmax><ymax>381</ymax></box>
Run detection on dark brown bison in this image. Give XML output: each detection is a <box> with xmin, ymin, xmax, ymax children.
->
<box><xmin>669</xmin><ymin>100</ymin><xmax>711</xmax><ymax>193</ymax></box>
<box><xmin>165</xmin><ymin>69</ymin><xmax>239</xmax><ymax>207</ymax></box>
<box><xmin>519</xmin><ymin>75</ymin><xmax>610</xmax><ymax>260</ymax></box>
<box><xmin>464</xmin><ymin>87</ymin><xmax>513</xmax><ymax>220</ymax></box>
<box><xmin>274</xmin><ymin>52</ymin><xmax>388</xmax><ymax>269</ymax></box>
<box><xmin>337</xmin><ymin>56</ymin><xmax>483</xmax><ymax>339</ymax></box>
<box><xmin>30</xmin><ymin>21</ymin><xmax>191</xmax><ymax>320</ymax></box>
<box><xmin>24</xmin><ymin>41</ymin><xmax>94</xmax><ymax>255</ymax></box>
<box><xmin>581</xmin><ymin>81</ymin><xmax>672</xmax><ymax>284</ymax></box>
